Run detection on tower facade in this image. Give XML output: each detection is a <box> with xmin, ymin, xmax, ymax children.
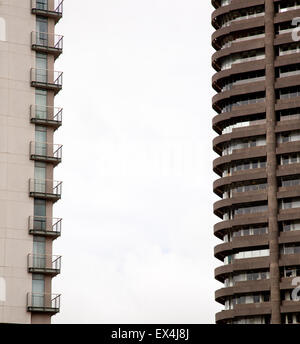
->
<box><xmin>0</xmin><ymin>0</ymin><xmax>63</xmax><ymax>323</ymax></box>
<box><xmin>212</xmin><ymin>0</ymin><xmax>300</xmax><ymax>324</ymax></box>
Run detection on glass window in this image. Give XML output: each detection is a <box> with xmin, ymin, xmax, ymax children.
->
<box><xmin>33</xmin><ymin>236</ymin><xmax>46</xmax><ymax>255</ymax></box>
<box><xmin>253</xmin><ymin>295</ymin><xmax>260</xmax><ymax>303</ymax></box>
<box><xmin>35</xmin><ymin>162</ymin><xmax>46</xmax><ymax>180</ymax></box>
<box><xmin>36</xmin><ymin>53</ymin><xmax>47</xmax><ymax>68</ymax></box>
<box><xmin>35</xmin><ymin>126</ymin><xmax>47</xmax><ymax>142</ymax></box>
<box><xmin>32</xmin><ymin>274</ymin><xmax>45</xmax><ymax>307</ymax></box>
<box><xmin>34</xmin><ymin>162</ymin><xmax>46</xmax><ymax>193</ymax></box>
<box><xmin>34</xmin><ymin>199</ymin><xmax>46</xmax><ymax>217</ymax></box>
<box><xmin>35</xmin><ymin>126</ymin><xmax>47</xmax><ymax>156</ymax></box>
<box><xmin>35</xmin><ymin>89</ymin><xmax>47</xmax><ymax>119</ymax></box>
<box><xmin>33</xmin><ymin>237</ymin><xmax>46</xmax><ymax>269</ymax></box>
<box><xmin>34</xmin><ymin>199</ymin><xmax>46</xmax><ymax>231</ymax></box>
<box><xmin>36</xmin><ymin>53</ymin><xmax>47</xmax><ymax>83</ymax></box>
<box><xmin>36</xmin><ymin>17</ymin><xmax>48</xmax><ymax>46</ymax></box>
<box><xmin>36</xmin><ymin>17</ymin><xmax>48</xmax><ymax>34</ymax></box>
<box><xmin>36</xmin><ymin>0</ymin><xmax>48</xmax><ymax>10</ymax></box>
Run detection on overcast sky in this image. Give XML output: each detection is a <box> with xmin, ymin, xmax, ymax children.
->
<box><xmin>52</xmin><ymin>0</ymin><xmax>221</xmax><ymax>324</ymax></box>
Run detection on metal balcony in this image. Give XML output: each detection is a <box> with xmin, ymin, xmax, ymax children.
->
<box><xmin>27</xmin><ymin>293</ymin><xmax>61</xmax><ymax>314</ymax></box>
<box><xmin>30</xmin><ymin>105</ymin><xmax>62</xmax><ymax>129</ymax></box>
<box><xmin>28</xmin><ymin>254</ymin><xmax>61</xmax><ymax>275</ymax></box>
<box><xmin>31</xmin><ymin>69</ymin><xmax>63</xmax><ymax>94</ymax></box>
<box><xmin>29</xmin><ymin>179</ymin><xmax>62</xmax><ymax>202</ymax></box>
<box><xmin>31</xmin><ymin>0</ymin><xmax>63</xmax><ymax>23</ymax></box>
<box><xmin>31</xmin><ymin>32</ymin><xmax>63</xmax><ymax>59</ymax></box>
<box><xmin>30</xmin><ymin>141</ymin><xmax>62</xmax><ymax>165</ymax></box>
<box><xmin>29</xmin><ymin>216</ymin><xmax>62</xmax><ymax>238</ymax></box>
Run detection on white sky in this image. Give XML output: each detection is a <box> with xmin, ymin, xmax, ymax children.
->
<box><xmin>52</xmin><ymin>0</ymin><xmax>222</xmax><ymax>324</ymax></box>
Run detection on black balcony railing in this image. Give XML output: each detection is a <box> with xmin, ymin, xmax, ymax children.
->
<box><xmin>31</xmin><ymin>0</ymin><xmax>64</xmax><ymax>22</ymax></box>
<box><xmin>27</xmin><ymin>293</ymin><xmax>61</xmax><ymax>313</ymax></box>
<box><xmin>30</xmin><ymin>141</ymin><xmax>62</xmax><ymax>165</ymax></box>
<box><xmin>29</xmin><ymin>179</ymin><xmax>62</xmax><ymax>202</ymax></box>
<box><xmin>31</xmin><ymin>31</ymin><xmax>63</xmax><ymax>58</ymax></box>
<box><xmin>29</xmin><ymin>216</ymin><xmax>62</xmax><ymax>237</ymax></box>
<box><xmin>31</xmin><ymin>68</ymin><xmax>63</xmax><ymax>94</ymax></box>
<box><xmin>30</xmin><ymin>105</ymin><xmax>62</xmax><ymax>128</ymax></box>
<box><xmin>28</xmin><ymin>254</ymin><xmax>61</xmax><ymax>275</ymax></box>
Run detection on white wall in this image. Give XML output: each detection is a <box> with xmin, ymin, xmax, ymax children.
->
<box><xmin>0</xmin><ymin>0</ymin><xmax>35</xmax><ymax>324</ymax></box>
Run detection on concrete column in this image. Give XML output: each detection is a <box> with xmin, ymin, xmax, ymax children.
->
<box><xmin>265</xmin><ymin>0</ymin><xmax>281</xmax><ymax>324</ymax></box>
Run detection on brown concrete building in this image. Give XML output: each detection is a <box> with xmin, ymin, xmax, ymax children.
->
<box><xmin>212</xmin><ymin>0</ymin><xmax>300</xmax><ymax>324</ymax></box>
<box><xmin>0</xmin><ymin>0</ymin><xmax>63</xmax><ymax>323</ymax></box>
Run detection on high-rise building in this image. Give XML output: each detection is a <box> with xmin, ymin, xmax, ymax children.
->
<box><xmin>0</xmin><ymin>0</ymin><xmax>63</xmax><ymax>323</ymax></box>
<box><xmin>212</xmin><ymin>0</ymin><xmax>300</xmax><ymax>324</ymax></box>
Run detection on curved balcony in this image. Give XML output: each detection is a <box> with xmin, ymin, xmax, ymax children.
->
<box><xmin>211</xmin><ymin>0</ymin><xmax>265</xmax><ymax>29</ymax></box>
<box><xmin>280</xmin><ymin>253</ymin><xmax>300</xmax><ymax>268</ymax></box>
<box><xmin>278</xmin><ymin>163</ymin><xmax>300</xmax><ymax>179</ymax></box>
<box><xmin>277</xmin><ymin>141</ymin><xmax>300</xmax><ymax>156</ymax></box>
<box><xmin>213</xmin><ymin>168</ymin><xmax>267</xmax><ymax>197</ymax></box>
<box><xmin>212</xmin><ymin>37</ymin><xmax>265</xmax><ymax>69</ymax></box>
<box><xmin>31</xmin><ymin>0</ymin><xmax>63</xmax><ymax>23</ymax></box>
<box><xmin>29</xmin><ymin>179</ymin><xmax>62</xmax><ymax>202</ymax></box>
<box><xmin>213</xmin><ymin>146</ymin><xmax>267</xmax><ymax>176</ymax></box>
<box><xmin>215</xmin><ymin>256</ymin><xmax>270</xmax><ymax>282</ymax></box>
<box><xmin>214</xmin><ymin>214</ymin><xmax>268</xmax><ymax>240</ymax></box>
<box><xmin>213</xmin><ymin>102</ymin><xmax>266</xmax><ymax>136</ymax></box>
<box><xmin>30</xmin><ymin>141</ymin><xmax>62</xmax><ymax>165</ymax></box>
<box><xmin>213</xmin><ymin>125</ymin><xmax>266</xmax><ymax>155</ymax></box>
<box><xmin>28</xmin><ymin>254</ymin><xmax>61</xmax><ymax>276</ymax></box>
<box><xmin>216</xmin><ymin>302</ymin><xmax>271</xmax><ymax>323</ymax></box>
<box><xmin>212</xmin><ymin>59</ymin><xmax>265</xmax><ymax>94</ymax></box>
<box><xmin>31</xmin><ymin>31</ymin><xmax>63</xmax><ymax>59</ymax></box>
<box><xmin>212</xmin><ymin>16</ymin><xmax>265</xmax><ymax>49</ymax></box>
<box><xmin>31</xmin><ymin>68</ymin><xmax>63</xmax><ymax>94</ymax></box>
<box><xmin>215</xmin><ymin>279</ymin><xmax>270</xmax><ymax>305</ymax></box>
<box><xmin>213</xmin><ymin>192</ymin><xmax>268</xmax><ymax>219</ymax></box>
<box><xmin>276</xmin><ymin>51</ymin><xmax>300</xmax><ymax>70</ymax></box>
<box><xmin>281</xmin><ymin>301</ymin><xmax>300</xmax><ymax>315</ymax></box>
<box><xmin>278</xmin><ymin>206</ymin><xmax>300</xmax><ymax>224</ymax></box>
<box><xmin>30</xmin><ymin>105</ymin><xmax>62</xmax><ymax>129</ymax></box>
<box><xmin>214</xmin><ymin>234</ymin><xmax>269</xmax><ymax>261</ymax></box>
<box><xmin>212</xmin><ymin>80</ymin><xmax>265</xmax><ymax>108</ymax></box>
<box><xmin>27</xmin><ymin>293</ymin><xmax>60</xmax><ymax>314</ymax></box>
<box><xmin>276</xmin><ymin>118</ymin><xmax>300</xmax><ymax>135</ymax></box>
<box><xmin>28</xmin><ymin>216</ymin><xmax>62</xmax><ymax>238</ymax></box>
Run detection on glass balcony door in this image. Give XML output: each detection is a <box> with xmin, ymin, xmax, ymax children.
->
<box><xmin>36</xmin><ymin>0</ymin><xmax>48</xmax><ymax>10</ymax></box>
<box><xmin>36</xmin><ymin>53</ymin><xmax>47</xmax><ymax>83</ymax></box>
<box><xmin>36</xmin><ymin>17</ymin><xmax>48</xmax><ymax>46</ymax></box>
<box><xmin>33</xmin><ymin>237</ymin><xmax>46</xmax><ymax>269</ymax></box>
<box><xmin>34</xmin><ymin>199</ymin><xmax>46</xmax><ymax>231</ymax></box>
<box><xmin>32</xmin><ymin>275</ymin><xmax>45</xmax><ymax>307</ymax></box>
<box><xmin>35</xmin><ymin>162</ymin><xmax>46</xmax><ymax>193</ymax></box>
<box><xmin>35</xmin><ymin>89</ymin><xmax>47</xmax><ymax>120</ymax></box>
<box><xmin>35</xmin><ymin>126</ymin><xmax>47</xmax><ymax>156</ymax></box>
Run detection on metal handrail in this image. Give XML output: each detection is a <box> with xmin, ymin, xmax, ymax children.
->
<box><xmin>54</xmin><ymin>0</ymin><xmax>64</xmax><ymax>14</ymax></box>
<box><xmin>30</xmin><ymin>141</ymin><xmax>63</xmax><ymax>160</ymax></box>
<box><xmin>31</xmin><ymin>31</ymin><xmax>63</xmax><ymax>50</ymax></box>
<box><xmin>30</xmin><ymin>105</ymin><xmax>63</xmax><ymax>123</ymax></box>
<box><xmin>31</xmin><ymin>0</ymin><xmax>64</xmax><ymax>15</ymax></box>
<box><xmin>27</xmin><ymin>292</ymin><xmax>61</xmax><ymax>309</ymax></box>
<box><xmin>29</xmin><ymin>216</ymin><xmax>62</xmax><ymax>234</ymax></box>
<box><xmin>28</xmin><ymin>254</ymin><xmax>62</xmax><ymax>271</ymax></box>
<box><xmin>29</xmin><ymin>179</ymin><xmax>63</xmax><ymax>196</ymax></box>
<box><xmin>31</xmin><ymin>68</ymin><xmax>63</xmax><ymax>86</ymax></box>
